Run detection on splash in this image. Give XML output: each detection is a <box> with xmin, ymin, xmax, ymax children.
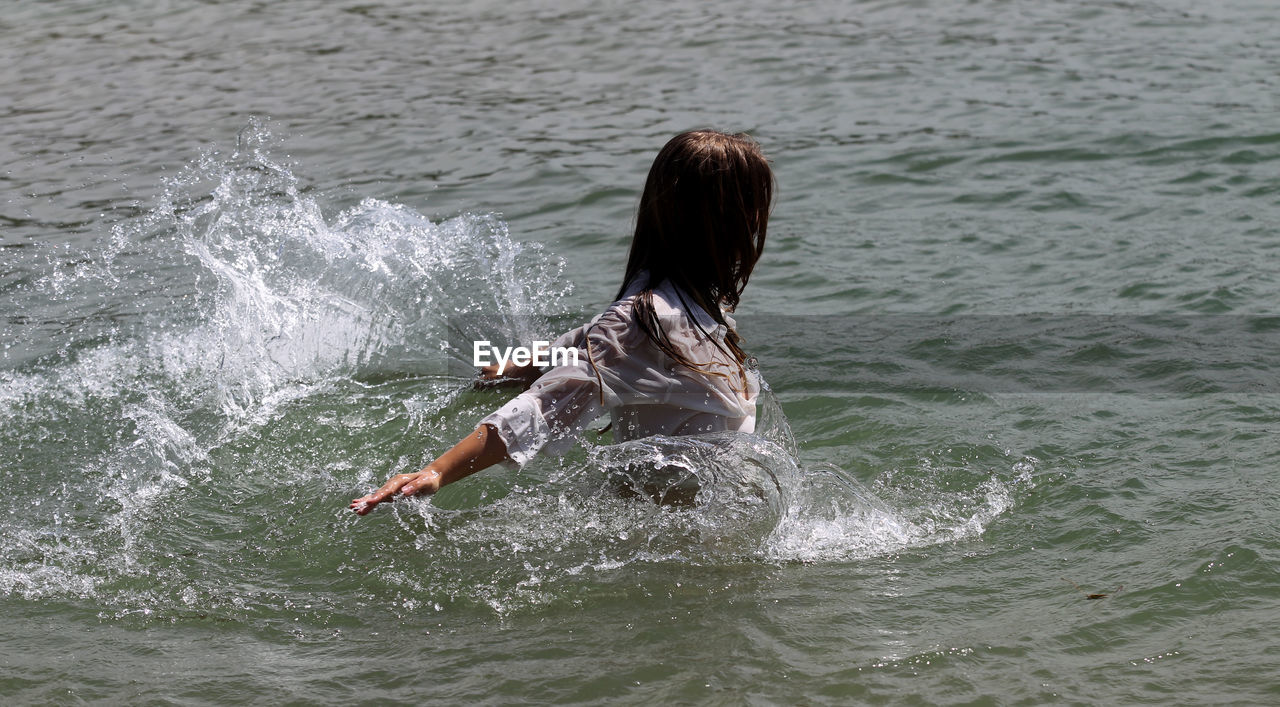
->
<box><xmin>0</xmin><ymin>123</ymin><xmax>572</xmax><ymax>610</ymax></box>
<box><xmin>0</xmin><ymin>123</ymin><xmax>1032</xmax><ymax>623</ymax></box>
<box><xmin>374</xmin><ymin>373</ymin><xmax>1035</xmax><ymax>615</ymax></box>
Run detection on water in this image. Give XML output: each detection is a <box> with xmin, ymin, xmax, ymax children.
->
<box><xmin>3</xmin><ymin>0</ymin><xmax>1280</xmax><ymax>703</ymax></box>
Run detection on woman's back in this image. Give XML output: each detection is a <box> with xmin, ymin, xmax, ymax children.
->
<box><xmin>481</xmin><ymin>274</ymin><xmax>757</xmax><ymax>466</ymax></box>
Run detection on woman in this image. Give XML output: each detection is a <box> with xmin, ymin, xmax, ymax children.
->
<box><xmin>352</xmin><ymin>130</ymin><xmax>774</xmax><ymax>514</ymax></box>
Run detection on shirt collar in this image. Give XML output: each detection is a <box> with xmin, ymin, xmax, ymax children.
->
<box><xmin>622</xmin><ymin>270</ymin><xmax>724</xmax><ymax>331</ymax></box>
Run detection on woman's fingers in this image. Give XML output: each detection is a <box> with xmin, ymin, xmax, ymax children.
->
<box><xmin>350</xmin><ymin>490</ymin><xmax>390</xmax><ymax>514</ymax></box>
<box><xmin>350</xmin><ymin>473</ymin><xmax>421</xmax><ymax>514</ymax></box>
<box><xmin>371</xmin><ymin>474</ymin><xmax>413</xmax><ymax>499</ymax></box>
<box><xmin>350</xmin><ymin>471</ymin><xmax>444</xmax><ymax>513</ymax></box>
<box><xmin>349</xmin><ymin>491</ymin><xmax>379</xmax><ymax>514</ymax></box>
<box><xmin>399</xmin><ymin>469</ymin><xmax>442</xmax><ymax>497</ymax></box>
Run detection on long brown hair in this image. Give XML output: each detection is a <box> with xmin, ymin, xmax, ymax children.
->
<box><xmin>614</xmin><ymin>130</ymin><xmax>774</xmax><ymax>380</ymax></box>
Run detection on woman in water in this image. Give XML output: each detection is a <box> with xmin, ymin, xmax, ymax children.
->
<box><xmin>351</xmin><ymin>130</ymin><xmax>774</xmax><ymax>514</ymax></box>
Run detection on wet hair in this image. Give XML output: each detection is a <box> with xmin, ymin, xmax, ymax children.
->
<box><xmin>615</xmin><ymin>130</ymin><xmax>774</xmax><ymax>380</ymax></box>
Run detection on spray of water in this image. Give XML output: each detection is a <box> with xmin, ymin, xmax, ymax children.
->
<box><xmin>0</xmin><ymin>123</ymin><xmax>1034</xmax><ymax>620</ymax></box>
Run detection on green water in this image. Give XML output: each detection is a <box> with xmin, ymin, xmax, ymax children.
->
<box><xmin>3</xmin><ymin>0</ymin><xmax>1280</xmax><ymax>703</ymax></box>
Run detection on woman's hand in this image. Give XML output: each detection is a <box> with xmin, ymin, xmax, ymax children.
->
<box><xmin>349</xmin><ymin>469</ymin><xmax>443</xmax><ymax>515</ymax></box>
<box><xmin>478</xmin><ymin>362</ymin><xmax>518</xmax><ymax>380</ymax></box>
<box><xmin>349</xmin><ymin>424</ymin><xmax>510</xmax><ymax>516</ymax></box>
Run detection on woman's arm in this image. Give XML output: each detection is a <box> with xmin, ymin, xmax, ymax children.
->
<box><xmin>349</xmin><ymin>423</ymin><xmax>510</xmax><ymax>515</ymax></box>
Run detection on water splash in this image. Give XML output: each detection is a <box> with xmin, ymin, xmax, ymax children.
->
<box><xmin>0</xmin><ymin>124</ymin><xmax>572</xmax><ymax>610</ymax></box>
<box><xmin>0</xmin><ymin>124</ymin><xmax>1032</xmax><ymax>622</ymax></box>
<box><xmin>371</xmin><ymin>375</ymin><xmax>1035</xmax><ymax>615</ymax></box>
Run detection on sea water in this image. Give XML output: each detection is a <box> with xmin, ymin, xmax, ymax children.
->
<box><xmin>3</xmin><ymin>0</ymin><xmax>1280</xmax><ymax>703</ymax></box>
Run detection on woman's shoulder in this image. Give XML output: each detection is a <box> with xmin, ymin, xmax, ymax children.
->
<box><xmin>650</xmin><ymin>280</ymin><xmax>720</xmax><ymax>332</ymax></box>
<box><xmin>611</xmin><ymin>272</ymin><xmax>720</xmax><ymax>333</ymax></box>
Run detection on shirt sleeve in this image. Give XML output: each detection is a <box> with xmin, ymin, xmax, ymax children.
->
<box><xmin>478</xmin><ymin>317</ymin><xmax>618</xmax><ymax>467</ymax></box>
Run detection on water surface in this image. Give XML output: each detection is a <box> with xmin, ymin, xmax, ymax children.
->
<box><xmin>3</xmin><ymin>0</ymin><xmax>1280</xmax><ymax>703</ymax></box>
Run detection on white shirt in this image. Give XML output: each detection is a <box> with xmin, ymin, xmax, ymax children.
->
<box><xmin>480</xmin><ymin>276</ymin><xmax>759</xmax><ymax>467</ymax></box>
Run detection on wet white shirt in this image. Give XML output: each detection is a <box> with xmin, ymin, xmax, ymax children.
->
<box><xmin>480</xmin><ymin>276</ymin><xmax>759</xmax><ymax>467</ymax></box>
